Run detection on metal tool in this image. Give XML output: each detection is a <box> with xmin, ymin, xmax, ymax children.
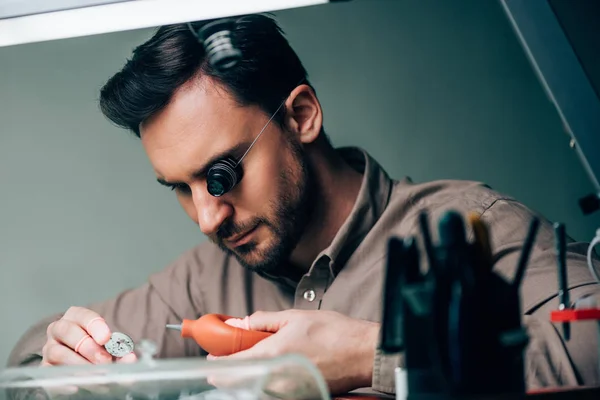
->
<box><xmin>549</xmin><ymin>223</ymin><xmax>600</xmax><ymax>383</ymax></box>
<box><xmin>554</xmin><ymin>222</ymin><xmax>571</xmax><ymax>341</ymax></box>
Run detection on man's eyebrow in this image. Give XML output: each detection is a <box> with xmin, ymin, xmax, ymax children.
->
<box><xmin>156</xmin><ymin>142</ymin><xmax>249</xmax><ymax>187</ymax></box>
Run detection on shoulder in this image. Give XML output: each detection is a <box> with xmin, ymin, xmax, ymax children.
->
<box><xmin>381</xmin><ymin>178</ymin><xmax>516</xmax><ymax>233</ymax></box>
<box><xmin>390</xmin><ymin>178</ymin><xmax>513</xmax><ymax>214</ymax></box>
<box><xmin>385</xmin><ymin>178</ymin><xmax>553</xmax><ymax>243</ymax></box>
<box><xmin>358</xmin><ymin>178</ymin><xmax>519</xmax><ymax>263</ymax></box>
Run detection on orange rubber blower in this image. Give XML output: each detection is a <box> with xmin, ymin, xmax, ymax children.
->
<box><xmin>166</xmin><ymin>314</ymin><xmax>272</xmax><ymax>356</ymax></box>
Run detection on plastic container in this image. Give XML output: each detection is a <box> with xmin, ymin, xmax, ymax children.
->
<box><xmin>0</xmin><ymin>340</ymin><xmax>330</xmax><ymax>400</ymax></box>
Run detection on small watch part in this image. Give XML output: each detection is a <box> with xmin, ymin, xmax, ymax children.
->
<box><xmin>104</xmin><ymin>332</ymin><xmax>135</xmax><ymax>358</ymax></box>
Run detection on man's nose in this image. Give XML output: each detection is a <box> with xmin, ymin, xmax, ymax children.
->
<box><xmin>193</xmin><ymin>185</ymin><xmax>233</xmax><ymax>236</ymax></box>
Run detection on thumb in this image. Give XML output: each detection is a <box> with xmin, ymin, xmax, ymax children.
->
<box><xmin>246</xmin><ymin>310</ymin><xmax>289</xmax><ymax>333</ymax></box>
<box><xmin>210</xmin><ymin>313</ymin><xmax>284</xmax><ymax>361</ymax></box>
<box><xmin>224</xmin><ymin>317</ymin><xmax>250</xmax><ymax>330</ymax></box>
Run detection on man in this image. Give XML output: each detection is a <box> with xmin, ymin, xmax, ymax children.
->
<box><xmin>8</xmin><ymin>14</ymin><xmax>600</xmax><ymax>395</ymax></box>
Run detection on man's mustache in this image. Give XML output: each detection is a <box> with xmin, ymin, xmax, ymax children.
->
<box><xmin>212</xmin><ymin>218</ymin><xmax>264</xmax><ymax>243</ymax></box>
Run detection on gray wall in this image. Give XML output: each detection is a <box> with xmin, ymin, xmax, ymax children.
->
<box><xmin>1</xmin><ymin>0</ymin><xmax>598</xmax><ymax>367</ymax></box>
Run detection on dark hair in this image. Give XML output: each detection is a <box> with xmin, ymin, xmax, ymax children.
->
<box><xmin>99</xmin><ymin>14</ymin><xmax>310</xmax><ymax>137</ymax></box>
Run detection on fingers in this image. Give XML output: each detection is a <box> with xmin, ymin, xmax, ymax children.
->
<box><xmin>42</xmin><ymin>339</ymin><xmax>91</xmax><ymax>366</ymax></box>
<box><xmin>116</xmin><ymin>352</ymin><xmax>138</xmax><ymax>364</ymax></box>
<box><xmin>63</xmin><ymin>307</ymin><xmax>112</xmax><ymax>345</ymax></box>
<box><xmin>47</xmin><ymin>319</ymin><xmax>113</xmax><ymax>364</ymax></box>
<box><xmin>247</xmin><ymin>310</ymin><xmax>289</xmax><ymax>332</ymax></box>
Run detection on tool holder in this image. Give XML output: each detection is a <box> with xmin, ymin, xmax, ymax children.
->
<box><xmin>382</xmin><ymin>210</ymin><xmax>537</xmax><ymax>398</ymax></box>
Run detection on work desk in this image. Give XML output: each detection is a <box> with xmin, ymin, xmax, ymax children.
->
<box><xmin>334</xmin><ymin>386</ymin><xmax>600</xmax><ymax>400</ymax></box>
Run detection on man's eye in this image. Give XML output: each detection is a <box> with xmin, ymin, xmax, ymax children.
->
<box><xmin>168</xmin><ymin>183</ymin><xmax>190</xmax><ymax>194</ymax></box>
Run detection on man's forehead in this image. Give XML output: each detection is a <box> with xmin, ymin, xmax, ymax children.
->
<box><xmin>140</xmin><ymin>77</ymin><xmax>240</xmax><ymax>142</ymax></box>
<box><xmin>138</xmin><ymin>77</ymin><xmax>258</xmax><ymax>180</ymax></box>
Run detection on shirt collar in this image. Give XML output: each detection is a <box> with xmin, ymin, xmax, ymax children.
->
<box><xmin>315</xmin><ymin>147</ymin><xmax>393</xmax><ymax>276</ymax></box>
<box><xmin>256</xmin><ymin>146</ymin><xmax>393</xmax><ymax>284</ymax></box>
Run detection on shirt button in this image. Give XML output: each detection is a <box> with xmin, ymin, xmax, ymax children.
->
<box><xmin>303</xmin><ymin>289</ymin><xmax>316</xmax><ymax>302</ymax></box>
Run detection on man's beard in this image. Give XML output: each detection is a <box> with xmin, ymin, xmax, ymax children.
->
<box><xmin>212</xmin><ymin>139</ymin><xmax>315</xmax><ymax>274</ymax></box>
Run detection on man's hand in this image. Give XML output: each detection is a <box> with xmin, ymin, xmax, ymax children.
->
<box><xmin>209</xmin><ymin>310</ymin><xmax>380</xmax><ymax>395</ymax></box>
<box><xmin>41</xmin><ymin>306</ymin><xmax>137</xmax><ymax>366</ymax></box>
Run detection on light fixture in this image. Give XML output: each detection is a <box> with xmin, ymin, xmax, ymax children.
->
<box><xmin>0</xmin><ymin>0</ymin><xmax>336</xmax><ymax>48</ymax></box>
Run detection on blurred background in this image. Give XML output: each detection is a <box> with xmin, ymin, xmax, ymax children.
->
<box><xmin>1</xmin><ymin>0</ymin><xmax>599</xmax><ymax>366</ymax></box>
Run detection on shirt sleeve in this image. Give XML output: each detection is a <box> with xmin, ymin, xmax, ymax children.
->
<box><xmin>7</xmin><ymin>247</ymin><xmax>207</xmax><ymax>367</ymax></box>
<box><xmin>372</xmin><ymin>348</ymin><xmax>403</xmax><ymax>394</ymax></box>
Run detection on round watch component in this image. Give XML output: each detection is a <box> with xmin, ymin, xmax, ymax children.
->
<box><xmin>104</xmin><ymin>332</ymin><xmax>135</xmax><ymax>358</ymax></box>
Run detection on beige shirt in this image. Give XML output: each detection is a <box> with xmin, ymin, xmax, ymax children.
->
<box><xmin>8</xmin><ymin>147</ymin><xmax>600</xmax><ymax>393</ymax></box>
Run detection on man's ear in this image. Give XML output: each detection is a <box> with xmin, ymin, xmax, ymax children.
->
<box><xmin>283</xmin><ymin>84</ymin><xmax>323</xmax><ymax>144</ymax></box>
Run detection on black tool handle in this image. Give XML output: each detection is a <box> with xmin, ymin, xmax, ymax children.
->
<box><xmin>554</xmin><ymin>222</ymin><xmax>571</xmax><ymax>341</ymax></box>
<box><xmin>380</xmin><ymin>237</ymin><xmax>407</xmax><ymax>353</ymax></box>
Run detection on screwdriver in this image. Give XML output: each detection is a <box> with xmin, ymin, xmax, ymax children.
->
<box><xmin>166</xmin><ymin>313</ymin><xmax>272</xmax><ymax>356</ymax></box>
<box><xmin>554</xmin><ymin>222</ymin><xmax>571</xmax><ymax>341</ymax></box>
<box><xmin>468</xmin><ymin>212</ymin><xmax>493</xmax><ymax>272</ymax></box>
